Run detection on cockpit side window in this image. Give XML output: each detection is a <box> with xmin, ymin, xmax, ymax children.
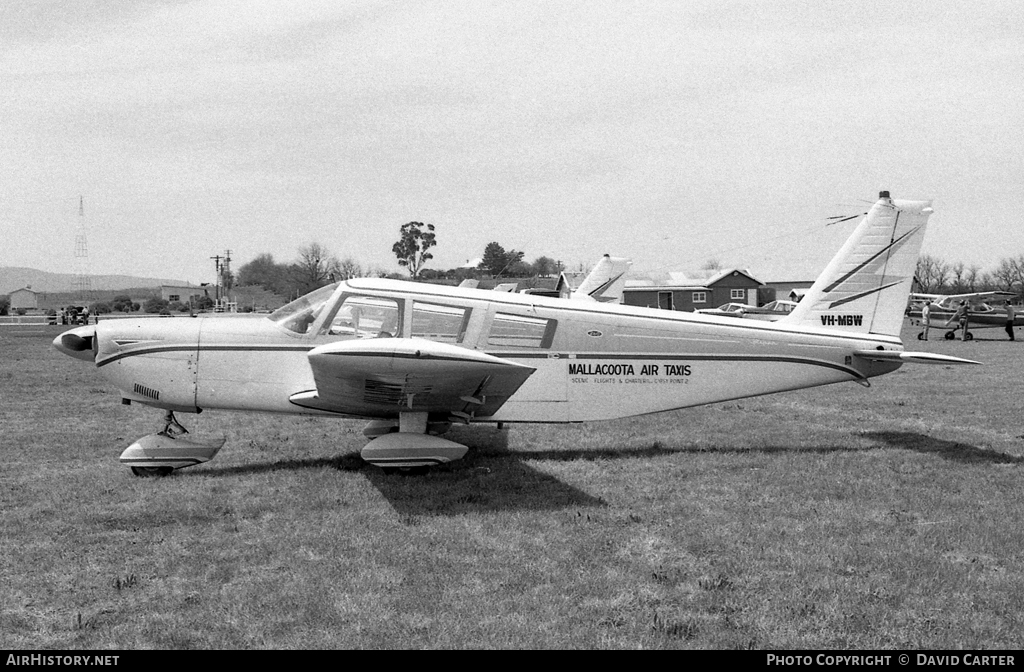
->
<box><xmin>268</xmin><ymin>284</ymin><xmax>338</xmax><ymax>335</ymax></box>
<box><xmin>411</xmin><ymin>301</ymin><xmax>470</xmax><ymax>343</ymax></box>
<box><xmin>487</xmin><ymin>313</ymin><xmax>557</xmax><ymax>348</ymax></box>
<box><xmin>319</xmin><ymin>295</ymin><xmax>401</xmax><ymax>339</ymax></box>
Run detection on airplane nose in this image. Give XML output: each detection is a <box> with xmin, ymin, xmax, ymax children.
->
<box><xmin>53</xmin><ymin>325</ymin><xmax>98</xmax><ymax>362</ymax></box>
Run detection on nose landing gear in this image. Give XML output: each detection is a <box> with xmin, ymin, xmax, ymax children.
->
<box><xmin>121</xmin><ymin>411</ymin><xmax>225</xmax><ymax>477</ymax></box>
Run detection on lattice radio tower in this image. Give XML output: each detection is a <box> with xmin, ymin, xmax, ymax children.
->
<box><xmin>73</xmin><ymin>195</ymin><xmax>92</xmax><ymax>300</ymax></box>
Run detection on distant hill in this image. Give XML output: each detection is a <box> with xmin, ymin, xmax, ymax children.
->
<box><xmin>0</xmin><ymin>267</ymin><xmax>186</xmax><ymax>294</ymax></box>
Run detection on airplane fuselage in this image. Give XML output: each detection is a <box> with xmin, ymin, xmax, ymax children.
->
<box><xmin>53</xmin><ymin>194</ymin><xmax>984</xmax><ymax>473</ymax></box>
<box><xmin>908</xmin><ymin>305</ymin><xmax>1023</xmax><ymax>331</ymax></box>
<box><xmin>83</xmin><ymin>278</ymin><xmax>902</xmax><ymax>424</ymax></box>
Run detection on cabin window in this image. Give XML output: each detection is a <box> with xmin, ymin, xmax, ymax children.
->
<box><xmin>320</xmin><ymin>295</ymin><xmax>401</xmax><ymax>339</ymax></box>
<box><xmin>169</xmin><ymin>295</ymin><xmax>180</xmax><ymax>302</ymax></box>
<box><xmin>411</xmin><ymin>302</ymin><xmax>469</xmax><ymax>343</ymax></box>
<box><xmin>487</xmin><ymin>313</ymin><xmax>556</xmax><ymax>348</ymax></box>
<box><xmin>692</xmin><ymin>292</ymin><xmax>707</xmax><ymax>304</ymax></box>
<box><xmin>730</xmin><ymin>289</ymin><xmax>746</xmax><ymax>301</ymax></box>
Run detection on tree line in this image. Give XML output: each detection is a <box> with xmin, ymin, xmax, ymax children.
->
<box><xmin>915</xmin><ymin>254</ymin><xmax>1024</xmax><ymax>297</ymax></box>
<box><xmin>231</xmin><ymin>225</ymin><xmax>1024</xmax><ymax>304</ymax></box>
<box><xmin>232</xmin><ymin>223</ymin><xmax>567</xmax><ymax>300</ymax></box>
<box><xmin>8</xmin><ymin>223</ymin><xmax>1023</xmax><ymax>317</ymax></box>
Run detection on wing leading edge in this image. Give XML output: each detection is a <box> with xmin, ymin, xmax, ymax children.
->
<box><xmin>289</xmin><ymin>338</ymin><xmax>536</xmax><ymax>420</ymax></box>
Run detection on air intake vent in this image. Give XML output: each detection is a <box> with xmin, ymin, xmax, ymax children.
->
<box><xmin>133</xmin><ymin>383</ymin><xmax>160</xmax><ymax>400</ymax></box>
<box><xmin>364</xmin><ymin>378</ymin><xmax>433</xmax><ymax>406</ymax></box>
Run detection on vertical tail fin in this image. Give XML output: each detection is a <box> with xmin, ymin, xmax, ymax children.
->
<box><xmin>781</xmin><ymin>192</ymin><xmax>933</xmax><ymax>337</ymax></box>
<box><xmin>572</xmin><ymin>254</ymin><xmax>633</xmax><ymax>303</ymax></box>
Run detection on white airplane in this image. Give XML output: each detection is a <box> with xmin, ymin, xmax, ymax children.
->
<box><xmin>907</xmin><ymin>290</ymin><xmax>1020</xmax><ymax>340</ymax></box>
<box><xmin>53</xmin><ymin>191</ymin><xmax>978</xmax><ymax>476</ymax></box>
<box><xmin>695</xmin><ymin>299</ymin><xmax>799</xmax><ymax>321</ymax></box>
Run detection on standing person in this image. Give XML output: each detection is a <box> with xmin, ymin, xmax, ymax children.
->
<box><xmin>945</xmin><ymin>300</ymin><xmax>970</xmax><ymax>341</ymax></box>
<box><xmin>920</xmin><ymin>301</ymin><xmax>931</xmax><ymax>340</ymax></box>
<box><xmin>1005</xmin><ymin>300</ymin><xmax>1016</xmax><ymax>341</ymax></box>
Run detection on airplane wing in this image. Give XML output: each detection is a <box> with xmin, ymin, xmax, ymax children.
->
<box><xmin>939</xmin><ymin>290</ymin><xmax>1015</xmax><ymax>303</ymax></box>
<box><xmin>289</xmin><ymin>338</ymin><xmax>536</xmax><ymax>420</ymax></box>
<box><xmin>852</xmin><ymin>349</ymin><xmax>980</xmax><ymax>365</ymax></box>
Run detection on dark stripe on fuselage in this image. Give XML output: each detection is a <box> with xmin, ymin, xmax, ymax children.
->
<box><xmin>98</xmin><ymin>342</ymin><xmax>866</xmax><ymax>380</ymax></box>
<box><xmin>96</xmin><ymin>344</ymin><xmax>313</xmax><ymax>367</ymax></box>
<box><xmin>497</xmin><ymin>352</ymin><xmax>866</xmax><ymax>379</ymax></box>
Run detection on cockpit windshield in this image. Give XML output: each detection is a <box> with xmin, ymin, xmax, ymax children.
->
<box><xmin>268</xmin><ymin>284</ymin><xmax>339</xmax><ymax>334</ymax></box>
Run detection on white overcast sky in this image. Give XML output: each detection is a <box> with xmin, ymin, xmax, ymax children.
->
<box><xmin>2</xmin><ymin>0</ymin><xmax>1022</xmax><ymax>285</ymax></box>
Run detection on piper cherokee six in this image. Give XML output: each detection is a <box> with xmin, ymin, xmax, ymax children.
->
<box><xmin>53</xmin><ymin>191</ymin><xmax>979</xmax><ymax>475</ymax></box>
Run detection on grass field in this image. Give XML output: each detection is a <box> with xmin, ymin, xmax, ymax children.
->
<box><xmin>1</xmin><ymin>322</ymin><xmax>1022</xmax><ymax>649</ymax></box>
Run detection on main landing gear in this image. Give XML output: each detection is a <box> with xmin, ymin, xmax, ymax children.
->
<box><xmin>120</xmin><ymin>410</ymin><xmax>473</xmax><ymax>477</ymax></box>
<box><xmin>121</xmin><ymin>411</ymin><xmax>226</xmax><ymax>477</ymax></box>
<box><xmin>944</xmin><ymin>330</ymin><xmax>973</xmax><ymax>341</ymax></box>
<box><xmin>361</xmin><ymin>412</ymin><xmax>468</xmax><ymax>474</ymax></box>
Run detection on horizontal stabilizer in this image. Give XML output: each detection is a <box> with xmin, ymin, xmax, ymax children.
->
<box><xmin>853</xmin><ymin>350</ymin><xmax>981</xmax><ymax>365</ymax></box>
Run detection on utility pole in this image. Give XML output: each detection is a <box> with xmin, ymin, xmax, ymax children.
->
<box><xmin>210</xmin><ymin>254</ymin><xmax>222</xmax><ymax>304</ymax></box>
<box><xmin>210</xmin><ymin>250</ymin><xmax>233</xmax><ymax>311</ymax></box>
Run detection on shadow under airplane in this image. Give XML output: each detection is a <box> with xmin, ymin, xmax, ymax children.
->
<box><xmin>176</xmin><ymin>427</ymin><xmax>1020</xmax><ymax>517</ymax></box>
<box><xmin>863</xmin><ymin>431</ymin><xmax>1023</xmax><ymax>465</ymax></box>
<box><xmin>182</xmin><ymin>426</ymin><xmax>606</xmax><ymax>516</ymax></box>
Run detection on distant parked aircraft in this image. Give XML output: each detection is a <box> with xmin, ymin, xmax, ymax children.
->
<box><xmin>907</xmin><ymin>291</ymin><xmax>1020</xmax><ymax>340</ymax></box>
<box><xmin>695</xmin><ymin>299</ymin><xmax>798</xmax><ymax>321</ymax></box>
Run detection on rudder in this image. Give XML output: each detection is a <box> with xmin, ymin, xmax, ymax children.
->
<box><xmin>572</xmin><ymin>254</ymin><xmax>633</xmax><ymax>303</ymax></box>
<box><xmin>781</xmin><ymin>191</ymin><xmax>933</xmax><ymax>337</ymax></box>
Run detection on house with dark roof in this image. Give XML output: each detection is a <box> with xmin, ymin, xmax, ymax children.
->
<box><xmin>622</xmin><ymin>268</ymin><xmax>765</xmax><ymax>312</ymax></box>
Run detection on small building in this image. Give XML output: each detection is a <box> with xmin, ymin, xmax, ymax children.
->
<box><xmin>9</xmin><ymin>287</ymin><xmax>39</xmax><ymax>311</ymax></box>
<box><xmin>622</xmin><ymin>268</ymin><xmax>764</xmax><ymax>312</ymax></box>
<box><xmin>764</xmin><ymin>280</ymin><xmax>814</xmax><ymax>303</ymax></box>
<box><xmin>553</xmin><ymin>271</ymin><xmax>588</xmax><ymax>299</ymax></box>
<box><xmin>161</xmin><ymin>284</ymin><xmax>209</xmax><ymax>305</ymax></box>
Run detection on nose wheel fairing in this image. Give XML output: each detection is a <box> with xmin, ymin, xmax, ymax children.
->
<box><xmin>120</xmin><ymin>432</ymin><xmax>226</xmax><ymax>474</ymax></box>
<box><xmin>120</xmin><ymin>412</ymin><xmax>224</xmax><ymax>476</ymax></box>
